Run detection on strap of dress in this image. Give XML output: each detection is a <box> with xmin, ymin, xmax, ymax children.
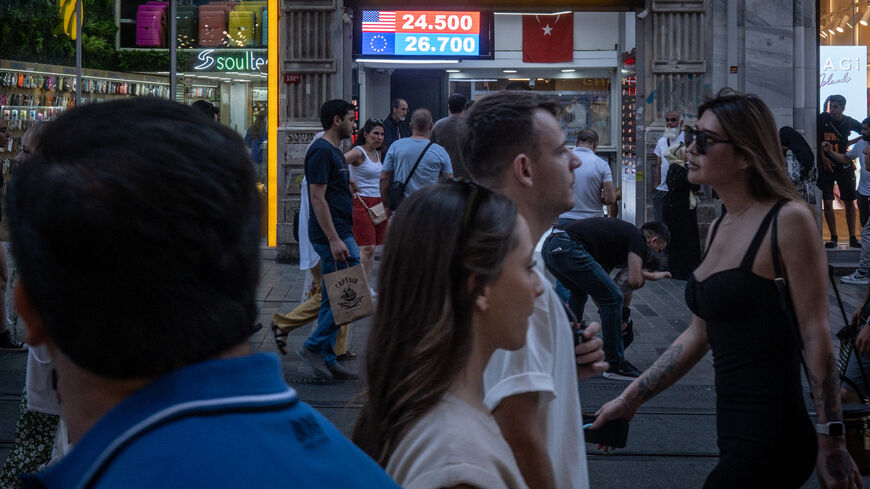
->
<box><xmin>701</xmin><ymin>211</ymin><xmax>725</xmax><ymax>260</ymax></box>
<box><xmin>739</xmin><ymin>199</ymin><xmax>789</xmax><ymax>271</ymax></box>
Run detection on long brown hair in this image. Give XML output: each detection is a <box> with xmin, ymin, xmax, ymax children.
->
<box><xmin>352</xmin><ymin>181</ymin><xmax>518</xmax><ymax>466</ymax></box>
<box><xmin>697</xmin><ymin>89</ymin><xmax>802</xmax><ymax>203</ymax></box>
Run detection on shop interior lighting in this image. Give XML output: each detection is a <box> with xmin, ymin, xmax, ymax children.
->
<box><xmin>820</xmin><ymin>30</ymin><xmax>828</xmax><ymax>38</ymax></box>
<box><xmin>494</xmin><ymin>10</ymin><xmax>571</xmax><ymax>15</ymax></box>
<box><xmin>355</xmin><ymin>59</ymin><xmax>458</xmax><ymax>64</ymax></box>
<box><xmin>508</xmin><ymin>78</ymin><xmax>530</xmax><ymax>81</ymax></box>
<box><xmin>561</xmin><ymin>69</ymin><xmax>576</xmax><ymax>72</ymax></box>
<box><xmin>451</xmin><ymin>78</ymin><xmax>498</xmax><ymax>82</ymax></box>
<box><xmin>446</xmin><ymin>69</ymin><xmax>460</xmax><ymax>73</ymax></box>
<box><xmin>861</xmin><ymin>6</ymin><xmax>870</xmax><ymax>26</ymax></box>
<box><xmin>837</xmin><ymin>15</ymin><xmax>849</xmax><ymax>32</ymax></box>
<box><xmin>503</xmin><ymin>69</ymin><xmax>518</xmax><ymax>73</ymax></box>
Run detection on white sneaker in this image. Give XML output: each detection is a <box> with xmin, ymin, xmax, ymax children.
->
<box><xmin>841</xmin><ymin>271</ymin><xmax>870</xmax><ymax>285</ymax></box>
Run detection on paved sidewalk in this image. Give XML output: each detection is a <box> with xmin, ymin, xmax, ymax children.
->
<box><xmin>2</xmin><ymin>256</ymin><xmax>869</xmax><ymax>488</ymax></box>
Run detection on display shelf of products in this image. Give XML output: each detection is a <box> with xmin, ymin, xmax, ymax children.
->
<box><xmin>621</xmin><ymin>75</ymin><xmax>637</xmax><ymax>176</ymax></box>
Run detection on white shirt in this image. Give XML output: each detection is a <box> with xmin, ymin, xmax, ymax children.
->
<box><xmin>654</xmin><ymin>131</ymin><xmax>685</xmax><ymax>192</ymax></box>
<box><xmin>349</xmin><ymin>146</ymin><xmax>382</xmax><ymax>197</ymax></box>
<box><xmin>561</xmin><ymin>147</ymin><xmax>612</xmax><ymax>221</ymax></box>
<box><xmin>387</xmin><ymin>394</ymin><xmax>529</xmax><ymax>489</ymax></box>
<box><xmin>847</xmin><ymin>139</ymin><xmax>870</xmax><ymax>196</ymax></box>
<box><xmin>483</xmin><ymin>265</ymin><xmax>590</xmax><ymax>489</ymax></box>
<box><xmin>298</xmin><ymin>132</ymin><xmax>324</xmax><ymax>271</ymax></box>
<box><xmin>26</xmin><ymin>345</ymin><xmax>61</xmax><ymax>416</ymax></box>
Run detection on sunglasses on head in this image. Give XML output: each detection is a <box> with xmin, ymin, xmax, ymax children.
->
<box><xmin>684</xmin><ymin>125</ymin><xmax>733</xmax><ymax>155</ymax></box>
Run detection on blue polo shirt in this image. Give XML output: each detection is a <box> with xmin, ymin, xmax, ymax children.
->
<box><xmin>21</xmin><ymin>354</ymin><xmax>398</xmax><ymax>489</ymax></box>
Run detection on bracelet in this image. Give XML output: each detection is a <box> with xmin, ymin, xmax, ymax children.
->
<box><xmin>616</xmin><ymin>396</ymin><xmax>632</xmax><ymax>411</ymax></box>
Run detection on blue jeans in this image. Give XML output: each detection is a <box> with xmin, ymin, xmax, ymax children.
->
<box><xmin>542</xmin><ymin>233</ymin><xmax>625</xmax><ymax>367</ymax></box>
<box><xmin>305</xmin><ymin>236</ymin><xmax>360</xmax><ymax>366</ymax></box>
<box><xmin>652</xmin><ymin>189</ymin><xmax>667</xmax><ymax>224</ymax></box>
<box><xmin>553</xmin><ymin>219</ymin><xmax>576</xmax><ymax>305</ymax></box>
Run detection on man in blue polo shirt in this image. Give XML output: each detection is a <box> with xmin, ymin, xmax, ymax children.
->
<box><xmin>9</xmin><ymin>98</ymin><xmax>398</xmax><ymax>489</ymax></box>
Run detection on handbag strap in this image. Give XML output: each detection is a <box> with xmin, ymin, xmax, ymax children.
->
<box><xmin>769</xmin><ymin>200</ymin><xmax>813</xmax><ymax>386</ymax></box>
<box><xmin>402</xmin><ymin>141</ymin><xmax>434</xmax><ymax>187</ymax></box>
<box><xmin>354</xmin><ymin>193</ymin><xmax>372</xmax><ymax>211</ymax></box>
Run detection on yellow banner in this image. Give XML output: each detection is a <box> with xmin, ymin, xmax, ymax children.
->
<box><xmin>59</xmin><ymin>0</ymin><xmax>79</xmax><ymax>40</ymax></box>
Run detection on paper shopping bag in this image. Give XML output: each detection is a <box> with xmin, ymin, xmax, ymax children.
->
<box><xmin>323</xmin><ymin>262</ymin><xmax>374</xmax><ymax>325</ymax></box>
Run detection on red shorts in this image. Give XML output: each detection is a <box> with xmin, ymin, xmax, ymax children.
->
<box><xmin>352</xmin><ymin>195</ymin><xmax>387</xmax><ymax>246</ymax></box>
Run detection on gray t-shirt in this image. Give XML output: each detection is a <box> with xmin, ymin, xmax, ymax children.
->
<box><xmin>561</xmin><ymin>147</ymin><xmax>612</xmax><ymax>221</ymax></box>
<box><xmin>383</xmin><ymin>138</ymin><xmax>452</xmax><ymax>197</ymax></box>
<box><xmin>431</xmin><ymin>115</ymin><xmax>467</xmax><ymax>178</ymax></box>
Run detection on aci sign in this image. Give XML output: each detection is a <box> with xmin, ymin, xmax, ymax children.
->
<box><xmin>192</xmin><ymin>49</ymin><xmax>268</xmax><ymax>72</ymax></box>
<box><xmin>820</xmin><ymin>46</ymin><xmax>867</xmax><ymax>123</ymax></box>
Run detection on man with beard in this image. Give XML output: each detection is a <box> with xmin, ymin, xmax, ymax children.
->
<box><xmin>652</xmin><ymin>110</ymin><xmax>685</xmax><ymax>224</ymax></box>
<box><xmin>297</xmin><ymin>99</ymin><xmax>360</xmax><ymax>381</ymax></box>
<box><xmin>382</xmin><ymin>98</ymin><xmax>409</xmax><ymax>152</ymax></box>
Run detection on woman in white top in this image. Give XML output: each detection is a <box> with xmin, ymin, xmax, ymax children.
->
<box><xmin>344</xmin><ymin>118</ymin><xmax>386</xmax><ymax>286</ymax></box>
<box><xmin>353</xmin><ymin>181</ymin><xmax>543</xmax><ymax>489</ymax></box>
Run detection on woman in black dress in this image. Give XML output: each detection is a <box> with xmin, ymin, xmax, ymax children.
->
<box><xmin>662</xmin><ymin>142</ymin><xmax>702</xmax><ymax>280</ymax></box>
<box><xmin>593</xmin><ymin>90</ymin><xmax>861</xmax><ymax>488</ymax></box>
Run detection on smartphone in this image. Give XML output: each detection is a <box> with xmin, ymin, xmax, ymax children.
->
<box><xmin>582</xmin><ymin>415</ymin><xmax>629</xmax><ymax>448</ymax></box>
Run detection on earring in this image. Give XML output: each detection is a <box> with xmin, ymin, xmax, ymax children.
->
<box><xmin>475</xmin><ymin>294</ymin><xmax>488</xmax><ymax>313</ymax></box>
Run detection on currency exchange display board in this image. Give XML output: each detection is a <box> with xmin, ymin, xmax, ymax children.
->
<box><xmin>354</xmin><ymin>10</ymin><xmax>494</xmax><ymax>60</ymax></box>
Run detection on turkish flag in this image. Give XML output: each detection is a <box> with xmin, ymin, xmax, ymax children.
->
<box><xmin>522</xmin><ymin>13</ymin><xmax>573</xmax><ymax>63</ymax></box>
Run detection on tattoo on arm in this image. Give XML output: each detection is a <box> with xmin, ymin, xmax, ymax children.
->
<box><xmin>810</xmin><ymin>352</ymin><xmax>843</xmax><ymax>422</ymax></box>
<box><xmin>637</xmin><ymin>344</ymin><xmax>684</xmax><ymax>402</ymax></box>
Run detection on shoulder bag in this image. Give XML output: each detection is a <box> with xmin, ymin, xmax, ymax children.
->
<box><xmin>771</xmin><ymin>203</ymin><xmax>870</xmax><ymax>474</ymax></box>
<box><xmin>388</xmin><ymin>141</ymin><xmax>433</xmax><ymax>211</ymax></box>
<box><xmin>355</xmin><ymin>193</ymin><xmax>387</xmax><ymax>226</ymax></box>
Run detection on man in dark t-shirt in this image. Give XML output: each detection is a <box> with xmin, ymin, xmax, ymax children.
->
<box><xmin>431</xmin><ymin>93</ymin><xmax>467</xmax><ymax>178</ymax></box>
<box><xmin>818</xmin><ymin>94</ymin><xmax>863</xmax><ymax>248</ymax></box>
<box><xmin>300</xmin><ymin>99</ymin><xmax>359</xmax><ymax>381</ymax></box>
<box><xmin>542</xmin><ymin>218</ymin><xmax>669</xmax><ymax>380</ymax></box>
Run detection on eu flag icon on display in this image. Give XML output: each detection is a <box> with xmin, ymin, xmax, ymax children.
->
<box><xmin>362</xmin><ymin>32</ymin><xmax>395</xmax><ymax>55</ymax></box>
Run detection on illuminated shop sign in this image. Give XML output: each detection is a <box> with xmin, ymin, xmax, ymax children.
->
<box><xmin>192</xmin><ymin>49</ymin><xmax>268</xmax><ymax>72</ymax></box>
<box><xmin>354</xmin><ymin>10</ymin><xmax>493</xmax><ymax>60</ymax></box>
<box><xmin>819</xmin><ymin>46</ymin><xmax>867</xmax><ymax>122</ymax></box>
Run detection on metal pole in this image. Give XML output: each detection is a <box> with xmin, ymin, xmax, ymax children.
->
<box><xmin>75</xmin><ymin>0</ymin><xmax>82</xmax><ymax>106</ymax></box>
<box><xmin>170</xmin><ymin>1</ymin><xmax>177</xmax><ymax>100</ymax></box>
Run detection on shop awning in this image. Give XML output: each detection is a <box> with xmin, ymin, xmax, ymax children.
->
<box><xmin>344</xmin><ymin>0</ymin><xmax>644</xmax><ymax>10</ymax></box>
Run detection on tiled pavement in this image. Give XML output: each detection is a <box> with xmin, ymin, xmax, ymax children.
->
<box><xmin>2</xmin><ymin>256</ymin><xmax>870</xmax><ymax>487</ymax></box>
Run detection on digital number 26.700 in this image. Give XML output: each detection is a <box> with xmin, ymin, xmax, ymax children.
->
<box><xmin>405</xmin><ymin>36</ymin><xmax>476</xmax><ymax>53</ymax></box>
<box><xmin>402</xmin><ymin>14</ymin><xmax>474</xmax><ymax>31</ymax></box>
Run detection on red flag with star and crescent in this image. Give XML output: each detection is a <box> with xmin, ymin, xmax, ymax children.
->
<box><xmin>522</xmin><ymin>13</ymin><xmax>573</xmax><ymax>63</ymax></box>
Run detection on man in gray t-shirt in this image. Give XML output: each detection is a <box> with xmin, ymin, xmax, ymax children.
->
<box><xmin>380</xmin><ymin>108</ymin><xmax>453</xmax><ymax>214</ymax></box>
<box><xmin>431</xmin><ymin>93</ymin><xmax>467</xmax><ymax>178</ymax></box>
<box><xmin>560</xmin><ymin>129</ymin><xmax>615</xmax><ymax>223</ymax></box>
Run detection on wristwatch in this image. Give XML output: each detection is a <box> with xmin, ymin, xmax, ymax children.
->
<box><xmin>815</xmin><ymin>422</ymin><xmax>846</xmax><ymax>436</ymax></box>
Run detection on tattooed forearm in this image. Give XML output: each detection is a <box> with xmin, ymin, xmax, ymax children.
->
<box><xmin>636</xmin><ymin>344</ymin><xmax>684</xmax><ymax>402</ymax></box>
<box><xmin>810</xmin><ymin>352</ymin><xmax>843</xmax><ymax>422</ymax></box>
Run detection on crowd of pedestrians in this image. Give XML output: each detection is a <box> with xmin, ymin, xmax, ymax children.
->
<box><xmin>0</xmin><ymin>86</ymin><xmax>866</xmax><ymax>489</ymax></box>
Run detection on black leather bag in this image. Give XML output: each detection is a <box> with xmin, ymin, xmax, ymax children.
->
<box><xmin>388</xmin><ymin>141</ymin><xmax>432</xmax><ymax>211</ymax></box>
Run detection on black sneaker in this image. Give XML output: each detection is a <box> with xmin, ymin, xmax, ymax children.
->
<box><xmin>602</xmin><ymin>360</ymin><xmax>642</xmax><ymax>380</ymax></box>
<box><xmin>0</xmin><ymin>330</ymin><xmax>25</xmax><ymax>351</ymax></box>
<box><xmin>851</xmin><ymin>236</ymin><xmax>862</xmax><ymax>249</ymax></box>
<box><xmin>825</xmin><ymin>236</ymin><xmax>838</xmax><ymax>249</ymax></box>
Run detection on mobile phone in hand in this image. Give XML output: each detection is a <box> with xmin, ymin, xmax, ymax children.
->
<box><xmin>582</xmin><ymin>415</ymin><xmax>629</xmax><ymax>448</ymax></box>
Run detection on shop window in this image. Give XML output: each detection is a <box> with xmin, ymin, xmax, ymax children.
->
<box><xmin>451</xmin><ymin>77</ymin><xmax>612</xmax><ymax>147</ymax></box>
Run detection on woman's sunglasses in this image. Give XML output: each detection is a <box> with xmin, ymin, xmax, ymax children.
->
<box><xmin>684</xmin><ymin>125</ymin><xmax>733</xmax><ymax>155</ymax></box>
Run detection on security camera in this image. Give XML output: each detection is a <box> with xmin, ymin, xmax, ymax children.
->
<box><xmin>637</xmin><ymin>9</ymin><xmax>649</xmax><ymax>19</ymax></box>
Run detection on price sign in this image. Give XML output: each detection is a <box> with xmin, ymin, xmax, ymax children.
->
<box><xmin>359</xmin><ymin>10</ymin><xmax>485</xmax><ymax>58</ymax></box>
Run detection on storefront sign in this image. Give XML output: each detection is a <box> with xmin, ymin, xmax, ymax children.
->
<box><xmin>192</xmin><ymin>49</ymin><xmax>268</xmax><ymax>72</ymax></box>
<box><xmin>820</xmin><ymin>46</ymin><xmax>867</xmax><ymax>122</ymax></box>
<box><xmin>354</xmin><ymin>10</ymin><xmax>493</xmax><ymax>60</ymax></box>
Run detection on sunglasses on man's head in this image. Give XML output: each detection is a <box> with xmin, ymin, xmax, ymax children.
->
<box><xmin>684</xmin><ymin>125</ymin><xmax>733</xmax><ymax>155</ymax></box>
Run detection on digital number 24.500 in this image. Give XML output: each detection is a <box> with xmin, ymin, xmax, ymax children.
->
<box><xmin>402</xmin><ymin>14</ymin><xmax>474</xmax><ymax>31</ymax></box>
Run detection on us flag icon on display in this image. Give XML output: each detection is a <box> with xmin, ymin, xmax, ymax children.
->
<box><xmin>361</xmin><ymin>11</ymin><xmax>396</xmax><ymax>32</ymax></box>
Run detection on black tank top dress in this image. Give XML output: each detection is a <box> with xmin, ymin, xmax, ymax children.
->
<box><xmin>685</xmin><ymin>200</ymin><xmax>817</xmax><ymax>488</ymax></box>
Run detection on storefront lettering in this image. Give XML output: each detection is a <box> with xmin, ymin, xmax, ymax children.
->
<box><xmin>193</xmin><ymin>50</ymin><xmax>268</xmax><ymax>72</ymax></box>
<box><xmin>821</xmin><ymin>56</ymin><xmax>863</xmax><ymax>72</ymax></box>
<box><xmin>820</xmin><ymin>71</ymin><xmax>853</xmax><ymax>88</ymax></box>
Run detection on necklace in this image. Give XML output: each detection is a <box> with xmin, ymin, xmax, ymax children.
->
<box><xmin>722</xmin><ymin>202</ymin><xmax>754</xmax><ymax>225</ymax></box>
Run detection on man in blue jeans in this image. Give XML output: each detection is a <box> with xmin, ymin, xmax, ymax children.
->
<box><xmin>543</xmin><ymin>219</ymin><xmax>669</xmax><ymax>380</ymax></box>
<box><xmin>300</xmin><ymin>99</ymin><xmax>360</xmax><ymax>380</ymax></box>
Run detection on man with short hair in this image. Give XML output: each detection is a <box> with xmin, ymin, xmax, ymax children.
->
<box><xmin>543</xmin><ymin>218</ymin><xmax>670</xmax><ymax>380</ymax></box>
<box><xmin>464</xmin><ymin>91</ymin><xmax>607</xmax><ymax>489</ymax></box>
<box><xmin>9</xmin><ymin>98</ymin><xmax>399</xmax><ymax>489</ymax></box>
<box><xmin>652</xmin><ymin>110</ymin><xmax>684</xmax><ymax>224</ymax></box>
<box><xmin>380</xmin><ymin>108</ymin><xmax>452</xmax><ymax>213</ymax></box>
<box><xmin>382</xmin><ymin>98</ymin><xmax>409</xmax><ymax>151</ymax></box>
<box><xmin>842</xmin><ymin>124</ymin><xmax>870</xmax><ymax>285</ymax></box>
<box><xmin>431</xmin><ymin>93</ymin><xmax>468</xmax><ymax>178</ymax></box>
<box><xmin>298</xmin><ymin>99</ymin><xmax>360</xmax><ymax>381</ymax></box>
<box><xmin>819</xmin><ymin>94</ymin><xmax>863</xmax><ymax>248</ymax></box>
